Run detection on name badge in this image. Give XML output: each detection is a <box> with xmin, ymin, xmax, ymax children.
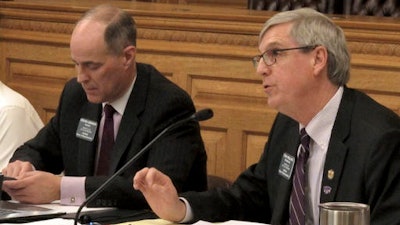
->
<box><xmin>278</xmin><ymin>152</ymin><xmax>295</xmax><ymax>180</ymax></box>
<box><xmin>76</xmin><ymin>118</ymin><xmax>98</xmax><ymax>142</ymax></box>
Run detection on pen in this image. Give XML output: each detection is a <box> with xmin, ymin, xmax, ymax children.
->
<box><xmin>3</xmin><ymin>176</ymin><xmax>16</xmax><ymax>181</ymax></box>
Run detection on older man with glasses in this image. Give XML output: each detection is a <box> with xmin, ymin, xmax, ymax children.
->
<box><xmin>133</xmin><ymin>8</ymin><xmax>400</xmax><ymax>225</ymax></box>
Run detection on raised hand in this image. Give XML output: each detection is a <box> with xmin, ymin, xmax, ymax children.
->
<box><xmin>133</xmin><ymin>167</ymin><xmax>186</xmax><ymax>222</ymax></box>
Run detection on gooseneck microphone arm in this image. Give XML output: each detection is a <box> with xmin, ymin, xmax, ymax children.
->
<box><xmin>74</xmin><ymin>108</ymin><xmax>213</xmax><ymax>225</ymax></box>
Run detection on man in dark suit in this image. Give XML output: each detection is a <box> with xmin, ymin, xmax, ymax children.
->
<box><xmin>1</xmin><ymin>4</ymin><xmax>207</xmax><ymax>209</ymax></box>
<box><xmin>133</xmin><ymin>8</ymin><xmax>400</xmax><ymax>225</ymax></box>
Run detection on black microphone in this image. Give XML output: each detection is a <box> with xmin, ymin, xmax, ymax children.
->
<box><xmin>74</xmin><ymin>108</ymin><xmax>213</xmax><ymax>225</ymax></box>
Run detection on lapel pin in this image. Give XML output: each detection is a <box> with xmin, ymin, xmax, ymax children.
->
<box><xmin>328</xmin><ymin>169</ymin><xmax>335</xmax><ymax>180</ymax></box>
<box><xmin>323</xmin><ymin>186</ymin><xmax>332</xmax><ymax>194</ymax></box>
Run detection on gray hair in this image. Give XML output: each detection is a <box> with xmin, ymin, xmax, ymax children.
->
<box><xmin>260</xmin><ymin>8</ymin><xmax>350</xmax><ymax>86</ymax></box>
<box><xmin>78</xmin><ymin>4</ymin><xmax>137</xmax><ymax>55</ymax></box>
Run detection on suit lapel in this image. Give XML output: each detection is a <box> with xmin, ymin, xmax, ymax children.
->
<box><xmin>110</xmin><ymin>102</ymin><xmax>142</xmax><ymax>172</ymax></box>
<box><xmin>320</xmin><ymin>138</ymin><xmax>348</xmax><ymax>202</ymax></box>
<box><xmin>272</xmin><ymin>122</ymin><xmax>300</xmax><ymax>224</ymax></box>
<box><xmin>109</xmin><ymin>64</ymin><xmax>149</xmax><ymax>172</ymax></box>
<box><xmin>320</xmin><ymin>87</ymin><xmax>354</xmax><ymax>203</ymax></box>
<box><xmin>77</xmin><ymin>102</ymin><xmax>102</xmax><ymax>175</ymax></box>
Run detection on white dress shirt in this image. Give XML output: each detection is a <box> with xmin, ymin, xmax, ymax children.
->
<box><xmin>303</xmin><ymin>86</ymin><xmax>343</xmax><ymax>225</ymax></box>
<box><xmin>0</xmin><ymin>81</ymin><xmax>43</xmax><ymax>170</ymax></box>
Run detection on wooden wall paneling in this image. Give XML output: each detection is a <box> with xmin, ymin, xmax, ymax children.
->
<box><xmin>245</xmin><ymin>131</ymin><xmax>268</xmax><ymax>168</ymax></box>
<box><xmin>338</xmin><ymin>17</ymin><xmax>400</xmax><ymax>116</ymax></box>
<box><xmin>138</xmin><ymin>0</ymin><xmax>248</xmax><ymax>8</ymax></box>
<box><xmin>349</xmin><ymin>56</ymin><xmax>400</xmax><ymax>115</ymax></box>
<box><xmin>0</xmin><ymin>29</ymin><xmax>73</xmax><ymax>123</ymax></box>
<box><xmin>136</xmin><ymin>47</ymin><xmax>276</xmax><ymax>180</ymax></box>
<box><xmin>184</xmin><ymin>0</ymin><xmax>247</xmax><ymax>8</ymax></box>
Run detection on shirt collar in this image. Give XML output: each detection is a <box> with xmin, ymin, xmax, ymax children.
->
<box><xmin>102</xmin><ymin>74</ymin><xmax>137</xmax><ymax>116</ymax></box>
<box><xmin>301</xmin><ymin>86</ymin><xmax>344</xmax><ymax>149</ymax></box>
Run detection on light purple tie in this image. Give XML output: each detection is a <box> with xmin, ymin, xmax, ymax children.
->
<box><xmin>289</xmin><ymin>128</ymin><xmax>310</xmax><ymax>225</ymax></box>
<box><xmin>96</xmin><ymin>104</ymin><xmax>115</xmax><ymax>176</ymax></box>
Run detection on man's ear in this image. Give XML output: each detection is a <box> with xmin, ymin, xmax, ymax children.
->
<box><xmin>123</xmin><ymin>45</ymin><xmax>136</xmax><ymax>68</ymax></box>
<box><xmin>313</xmin><ymin>46</ymin><xmax>328</xmax><ymax>76</ymax></box>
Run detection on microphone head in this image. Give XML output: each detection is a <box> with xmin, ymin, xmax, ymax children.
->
<box><xmin>195</xmin><ymin>108</ymin><xmax>213</xmax><ymax>121</ymax></box>
<box><xmin>79</xmin><ymin>215</ymin><xmax>92</xmax><ymax>224</ymax></box>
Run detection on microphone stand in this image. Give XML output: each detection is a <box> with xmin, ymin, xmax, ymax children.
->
<box><xmin>74</xmin><ymin>108</ymin><xmax>213</xmax><ymax>225</ymax></box>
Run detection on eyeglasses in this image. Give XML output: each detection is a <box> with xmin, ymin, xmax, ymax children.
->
<box><xmin>252</xmin><ymin>45</ymin><xmax>318</xmax><ymax>68</ymax></box>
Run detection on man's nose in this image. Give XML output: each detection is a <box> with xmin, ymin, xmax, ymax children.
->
<box><xmin>76</xmin><ymin>66</ymin><xmax>88</xmax><ymax>83</ymax></box>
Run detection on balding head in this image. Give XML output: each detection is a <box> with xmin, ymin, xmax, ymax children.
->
<box><xmin>75</xmin><ymin>4</ymin><xmax>137</xmax><ymax>55</ymax></box>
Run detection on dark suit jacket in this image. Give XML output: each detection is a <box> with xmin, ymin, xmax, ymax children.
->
<box><xmin>182</xmin><ymin>87</ymin><xmax>400</xmax><ymax>225</ymax></box>
<box><xmin>10</xmin><ymin>63</ymin><xmax>208</xmax><ymax>209</ymax></box>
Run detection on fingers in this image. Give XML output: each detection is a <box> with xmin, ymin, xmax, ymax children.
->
<box><xmin>2</xmin><ymin>160</ymin><xmax>34</xmax><ymax>178</ymax></box>
<box><xmin>133</xmin><ymin>167</ymin><xmax>149</xmax><ymax>190</ymax></box>
<box><xmin>2</xmin><ymin>171</ymin><xmax>60</xmax><ymax>204</ymax></box>
<box><xmin>2</xmin><ymin>171</ymin><xmax>35</xmax><ymax>192</ymax></box>
<box><xmin>133</xmin><ymin>167</ymin><xmax>165</xmax><ymax>191</ymax></box>
<box><xmin>133</xmin><ymin>167</ymin><xmax>185</xmax><ymax>222</ymax></box>
<box><xmin>2</xmin><ymin>176</ymin><xmax>29</xmax><ymax>202</ymax></box>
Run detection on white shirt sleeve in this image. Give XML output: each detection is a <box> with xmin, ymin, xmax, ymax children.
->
<box><xmin>60</xmin><ymin>176</ymin><xmax>86</xmax><ymax>205</ymax></box>
<box><xmin>179</xmin><ymin>197</ymin><xmax>194</xmax><ymax>223</ymax></box>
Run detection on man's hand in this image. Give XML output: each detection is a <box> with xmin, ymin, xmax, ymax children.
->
<box><xmin>2</xmin><ymin>160</ymin><xmax>35</xmax><ymax>178</ymax></box>
<box><xmin>2</xmin><ymin>171</ymin><xmax>61</xmax><ymax>204</ymax></box>
<box><xmin>134</xmin><ymin>167</ymin><xmax>186</xmax><ymax>222</ymax></box>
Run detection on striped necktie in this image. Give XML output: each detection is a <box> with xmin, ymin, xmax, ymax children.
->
<box><xmin>289</xmin><ymin>128</ymin><xmax>310</xmax><ymax>225</ymax></box>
